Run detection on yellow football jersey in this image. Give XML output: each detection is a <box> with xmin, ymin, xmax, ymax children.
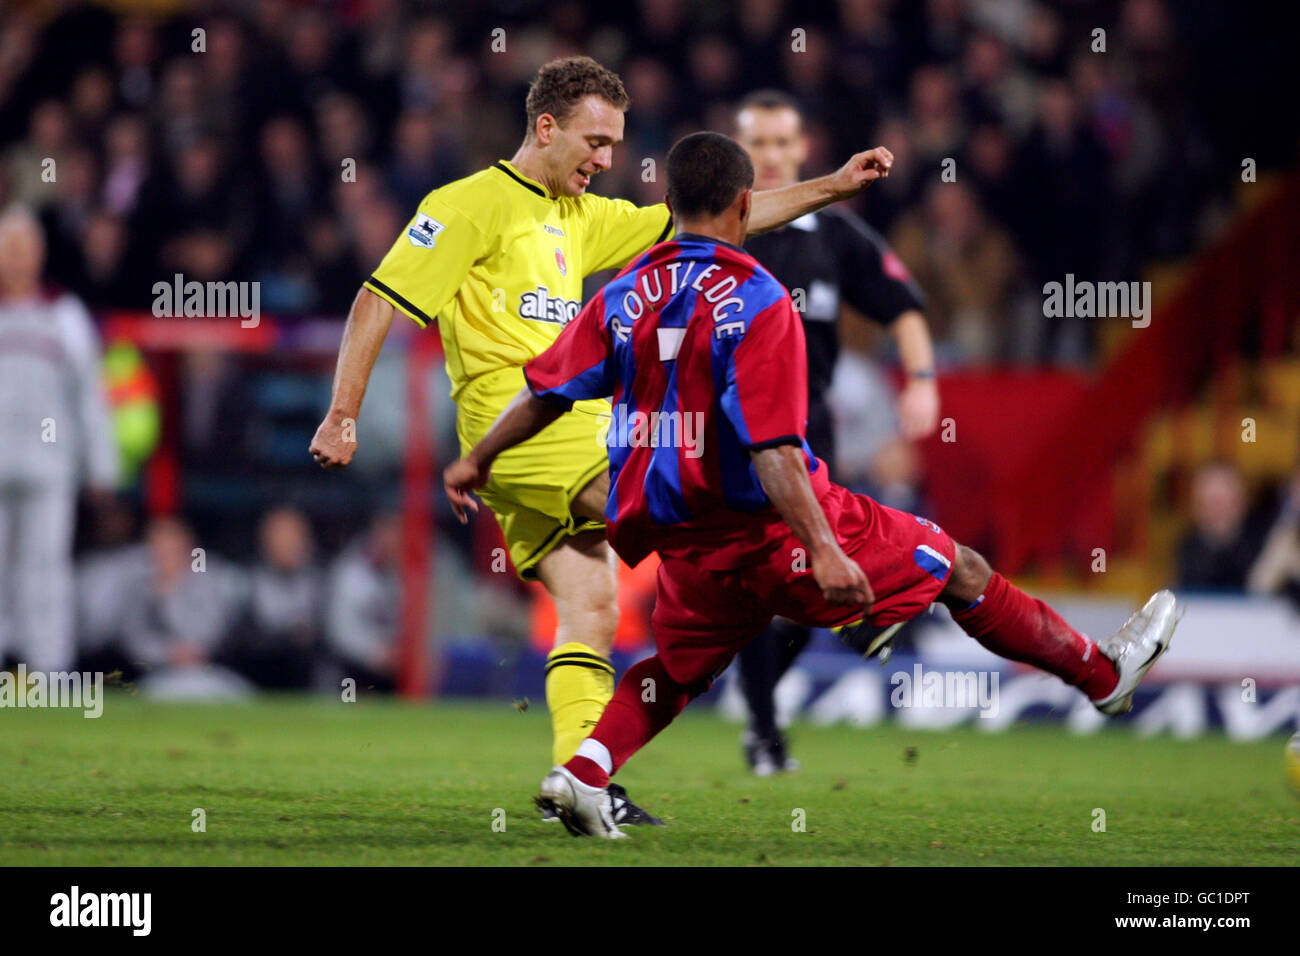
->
<box><xmin>363</xmin><ymin>160</ymin><xmax>673</xmax><ymax>402</ymax></box>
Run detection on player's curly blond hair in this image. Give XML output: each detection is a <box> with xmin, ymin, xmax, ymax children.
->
<box><xmin>525</xmin><ymin>56</ymin><xmax>630</xmax><ymax>136</ymax></box>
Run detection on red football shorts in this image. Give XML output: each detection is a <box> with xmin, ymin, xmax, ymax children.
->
<box><xmin>650</xmin><ymin>482</ymin><xmax>956</xmax><ymax>687</ymax></box>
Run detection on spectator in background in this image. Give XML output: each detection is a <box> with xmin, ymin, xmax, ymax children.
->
<box><xmin>918</xmin><ymin>0</ymin><xmax>966</xmax><ymax>63</ymax></box>
<box><xmin>4</xmin><ymin>100</ymin><xmax>72</xmax><ymax>211</ymax></box>
<box><xmin>907</xmin><ymin>65</ymin><xmax>965</xmax><ymax>169</ymax></box>
<box><xmin>75</xmin><ymin>497</ymin><xmax>149</xmax><ymax>675</ymax></box>
<box><xmin>282</xmin><ymin>10</ymin><xmax>354</xmax><ymax>108</ymax></box>
<box><xmin>0</xmin><ymin>13</ymin><xmax>39</xmax><ymax>137</ymax></box>
<box><xmin>633</xmin><ymin>0</ymin><xmax>691</xmax><ymax>75</ymax></box>
<box><xmin>326</xmin><ymin>511</ymin><xmax>403</xmax><ymax>691</ymax></box>
<box><xmin>386</xmin><ymin>108</ymin><xmax>462</xmax><ymax>212</ymax></box>
<box><xmin>303</xmin><ymin>212</ymin><xmax>359</xmax><ymax>315</ymax></box>
<box><xmin>964</xmin><ymin>121</ymin><xmax>1023</xmax><ymax>241</ymax></box>
<box><xmin>121</xmin><ymin>515</ymin><xmax>245</xmax><ymax>687</ymax></box>
<box><xmin>861</xmin><ymin>115</ymin><xmax>923</xmax><ymax>236</ymax></box>
<box><xmin>69</xmin><ymin>65</ymin><xmax>117</xmax><ymax>145</ymax></box>
<box><xmin>961</xmin><ymin>31</ymin><xmax>1036</xmax><ymax>137</ymax></box>
<box><xmin>101</xmin><ymin>113</ymin><xmax>152</xmax><ymax>218</ymax></box>
<box><xmin>219</xmin><ymin>507</ymin><xmax>324</xmax><ymax>689</ymax></box>
<box><xmin>0</xmin><ymin>207</ymin><xmax>117</xmax><ymax>673</ymax></box>
<box><xmin>153</xmin><ymin>58</ymin><xmax>209</xmax><ymax>157</ymax></box>
<box><xmin>686</xmin><ymin>34</ymin><xmax>743</xmax><ymax>112</ymax></box>
<box><xmin>314</xmin><ymin>92</ymin><xmax>374</xmax><ymax>169</ymax></box>
<box><xmin>40</xmin><ymin>145</ymin><xmax>101</xmax><ymax>286</ymax></box>
<box><xmin>346</xmin><ymin>197</ymin><xmax>406</xmax><ymax>295</ymax></box>
<box><xmin>1247</xmin><ymin>471</ymin><xmax>1300</xmax><ymax>609</ymax></box>
<box><xmin>147</xmin><ymin>135</ymin><xmax>252</xmax><ymax>282</ymax></box>
<box><xmin>398</xmin><ymin>18</ymin><xmax>454</xmax><ymax>108</ymax></box>
<box><xmin>891</xmin><ymin>180</ymin><xmax>1019</xmax><ymax>362</ymax></box>
<box><xmin>1176</xmin><ymin>462</ymin><xmax>1268</xmax><ymax>592</ymax></box>
<box><xmin>254</xmin><ymin>115</ymin><xmax>322</xmax><ymax>264</ymax></box>
<box><xmin>355</xmin><ymin>0</ymin><xmax>409</xmax><ymax>84</ymax></box>
<box><xmin>252</xmin><ymin>114</ymin><xmax>324</xmax><ymax>312</ymax></box>
<box><xmin>75</xmin><ymin>211</ymin><xmax>136</xmax><ymax>307</ymax></box>
<box><xmin>618</xmin><ymin>57</ymin><xmax>675</xmax><ymax>156</ymax></box>
<box><xmin>834</xmin><ymin>0</ymin><xmax>907</xmax><ymax>114</ymax></box>
<box><xmin>1016</xmin><ymin>78</ymin><xmax>1109</xmax><ymax>361</ymax></box>
<box><xmin>780</xmin><ymin>25</ymin><xmax>838</xmax><ymax>123</ymax></box>
<box><xmin>1021</xmin><ymin>4</ymin><xmax>1067</xmax><ymax>76</ymax></box>
<box><xmin>113</xmin><ymin>16</ymin><xmax>160</xmax><ymax>110</ymax></box>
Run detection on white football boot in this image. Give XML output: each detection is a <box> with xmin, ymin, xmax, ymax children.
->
<box><xmin>537</xmin><ymin>766</ymin><xmax>628</xmax><ymax>839</ymax></box>
<box><xmin>1092</xmin><ymin>590</ymin><xmax>1179</xmax><ymax>716</ymax></box>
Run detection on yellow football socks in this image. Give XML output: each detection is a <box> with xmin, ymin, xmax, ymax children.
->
<box><xmin>544</xmin><ymin>642</ymin><xmax>615</xmax><ymax>765</ymax></box>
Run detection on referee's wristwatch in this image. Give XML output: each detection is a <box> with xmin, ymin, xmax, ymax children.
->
<box><xmin>907</xmin><ymin>368</ymin><xmax>936</xmax><ymax>381</ymax></box>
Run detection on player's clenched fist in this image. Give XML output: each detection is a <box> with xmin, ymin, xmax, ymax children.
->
<box><xmin>830</xmin><ymin>146</ymin><xmax>894</xmax><ymax>198</ymax></box>
<box><xmin>443</xmin><ymin>456</ymin><xmax>491</xmax><ymax>524</ymax></box>
<box><xmin>309</xmin><ymin>413</ymin><xmax>357</xmax><ymax>469</ymax></box>
<box><xmin>813</xmin><ymin>545</ymin><xmax>874</xmax><ymax>609</ymax></box>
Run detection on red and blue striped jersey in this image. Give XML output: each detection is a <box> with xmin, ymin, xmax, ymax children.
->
<box><xmin>524</xmin><ymin>233</ymin><xmax>822</xmax><ymax>567</ymax></box>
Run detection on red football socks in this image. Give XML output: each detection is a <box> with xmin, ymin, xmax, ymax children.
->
<box><xmin>563</xmin><ymin>655</ymin><xmax>703</xmax><ymax>788</ymax></box>
<box><xmin>951</xmin><ymin>572</ymin><xmax>1119</xmax><ymax>700</ymax></box>
<box><xmin>563</xmin><ymin>574</ymin><xmax>1120</xmax><ymax>792</ymax></box>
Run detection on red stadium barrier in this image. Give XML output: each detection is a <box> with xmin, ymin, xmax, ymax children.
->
<box><xmin>398</xmin><ymin>330</ymin><xmax>439</xmax><ymax>698</ymax></box>
<box><xmin>921</xmin><ymin>174</ymin><xmax>1300</xmax><ymax>573</ymax></box>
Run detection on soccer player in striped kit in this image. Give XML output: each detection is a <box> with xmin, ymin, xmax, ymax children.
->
<box><xmin>445</xmin><ymin>132</ymin><xmax>1178</xmax><ymax>837</ymax></box>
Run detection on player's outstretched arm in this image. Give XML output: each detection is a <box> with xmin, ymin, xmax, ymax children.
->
<box><xmin>747</xmin><ymin>146</ymin><xmax>894</xmax><ymax>236</ymax></box>
<box><xmin>310</xmin><ymin>286</ymin><xmax>394</xmax><ymax>469</ymax></box>
<box><xmin>751</xmin><ymin>443</ymin><xmax>874</xmax><ymax>609</ymax></box>
<box><xmin>443</xmin><ymin>388</ymin><xmax>564</xmax><ymax>523</ymax></box>
<box><xmin>892</xmin><ymin>309</ymin><xmax>941</xmax><ymax>440</ymax></box>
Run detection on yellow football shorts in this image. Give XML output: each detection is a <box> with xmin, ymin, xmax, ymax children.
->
<box><xmin>456</xmin><ymin>366</ymin><xmax>610</xmax><ymax>580</ymax></box>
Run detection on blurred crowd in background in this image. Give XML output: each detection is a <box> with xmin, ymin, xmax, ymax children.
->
<box><xmin>73</xmin><ymin>502</ymin><xmax>530</xmax><ymax>693</ymax></box>
<box><xmin>0</xmin><ymin>0</ymin><xmax>1294</xmax><ymax>686</ymax></box>
<box><xmin>1</xmin><ymin>0</ymin><xmax>1279</xmax><ymax>360</ymax></box>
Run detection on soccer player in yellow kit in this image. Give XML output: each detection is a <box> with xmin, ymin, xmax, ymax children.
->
<box><xmin>309</xmin><ymin>56</ymin><xmax>893</xmax><ymax>822</ymax></box>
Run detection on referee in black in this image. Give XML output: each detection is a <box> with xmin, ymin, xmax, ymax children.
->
<box><xmin>734</xmin><ymin>91</ymin><xmax>941</xmax><ymax>775</ymax></box>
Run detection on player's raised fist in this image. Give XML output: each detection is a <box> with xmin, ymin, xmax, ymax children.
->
<box><xmin>309</xmin><ymin>414</ymin><xmax>357</xmax><ymax>469</ymax></box>
<box><xmin>444</xmin><ymin>456</ymin><xmax>490</xmax><ymax>524</ymax></box>
<box><xmin>830</xmin><ymin>146</ymin><xmax>894</xmax><ymax>198</ymax></box>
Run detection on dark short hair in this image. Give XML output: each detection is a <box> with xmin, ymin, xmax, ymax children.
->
<box><xmin>666</xmin><ymin>132</ymin><xmax>755</xmax><ymax>218</ymax></box>
<box><xmin>525</xmin><ymin>56</ymin><xmax>630</xmax><ymax>134</ymax></box>
<box><xmin>736</xmin><ymin>88</ymin><xmax>803</xmax><ymax>119</ymax></box>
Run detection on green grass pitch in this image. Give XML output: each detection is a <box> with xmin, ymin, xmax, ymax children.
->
<box><xmin>1</xmin><ymin>695</ymin><xmax>1296</xmax><ymax>865</ymax></box>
